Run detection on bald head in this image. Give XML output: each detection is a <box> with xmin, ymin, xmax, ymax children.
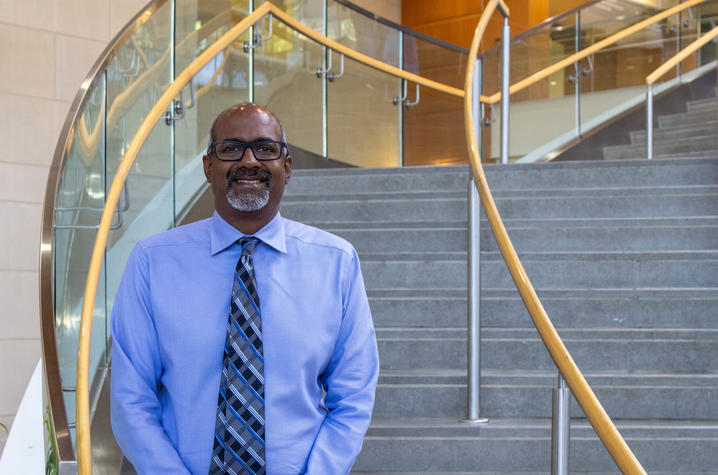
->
<box><xmin>207</xmin><ymin>102</ymin><xmax>286</xmax><ymax>153</ymax></box>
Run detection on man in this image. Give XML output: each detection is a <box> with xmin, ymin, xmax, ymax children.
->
<box><xmin>111</xmin><ymin>103</ymin><xmax>379</xmax><ymax>474</ymax></box>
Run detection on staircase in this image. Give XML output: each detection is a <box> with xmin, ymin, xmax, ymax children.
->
<box><xmin>603</xmin><ymin>90</ymin><xmax>718</xmax><ymax>160</ymax></box>
<box><xmin>280</xmin><ymin>157</ymin><xmax>718</xmax><ymax>473</ymax></box>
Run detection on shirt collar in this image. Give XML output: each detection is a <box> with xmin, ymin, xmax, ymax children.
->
<box><xmin>210</xmin><ymin>211</ymin><xmax>287</xmax><ymax>255</ymax></box>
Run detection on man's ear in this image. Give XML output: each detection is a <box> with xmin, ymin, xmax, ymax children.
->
<box><xmin>283</xmin><ymin>154</ymin><xmax>292</xmax><ymax>184</ymax></box>
<box><xmin>202</xmin><ymin>154</ymin><xmax>213</xmax><ymax>183</ymax></box>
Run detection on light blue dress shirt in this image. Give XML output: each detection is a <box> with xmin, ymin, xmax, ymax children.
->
<box><xmin>110</xmin><ymin>211</ymin><xmax>379</xmax><ymax>474</ymax></box>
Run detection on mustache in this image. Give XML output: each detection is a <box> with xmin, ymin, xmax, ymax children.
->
<box><xmin>227</xmin><ymin>168</ymin><xmax>272</xmax><ymax>182</ymax></box>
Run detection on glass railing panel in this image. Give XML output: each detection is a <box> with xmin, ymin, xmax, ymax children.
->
<box><xmin>405</xmin><ymin>34</ymin><xmax>468</xmax><ymax>90</ymax></box>
<box><xmin>697</xmin><ymin>2</ymin><xmax>718</xmax><ymax>65</ymax></box>
<box><xmin>327</xmin><ymin>56</ymin><xmax>400</xmax><ymax>167</ymax></box>
<box><xmin>104</xmin><ymin>1</ymin><xmax>173</xmax><ymax>322</ymax></box>
<box><xmin>326</xmin><ymin>0</ymin><xmax>400</xmax><ymax>67</ymax></box>
<box><xmin>578</xmin><ymin>8</ymin><xmax>716</xmax><ymax>148</ymax></box>
<box><xmin>480</xmin><ymin>0</ymin><xmax>665</xmax><ymax>99</ymax></box>
<box><xmin>403</xmin><ymin>85</ymin><xmax>466</xmax><ymax>166</ymax></box>
<box><xmin>53</xmin><ymin>74</ymin><xmax>107</xmax><ymax>446</ymax></box>
<box><xmin>677</xmin><ymin>1</ymin><xmax>713</xmax><ymax>75</ymax></box>
<box><xmin>175</xmin><ymin>0</ymin><xmax>251</xmax><ymax>74</ymax></box>
<box><xmin>577</xmin><ymin>0</ymin><xmax>664</xmax><ymax>43</ymax></box>
<box><xmin>174</xmin><ymin>0</ymin><xmax>251</xmax><ymax>222</ymax></box>
<box><xmin>260</xmin><ymin>0</ymin><xmax>324</xmax><ymax>34</ymax></box>
<box><xmin>483</xmin><ymin>14</ymin><xmax>578</xmax><ymax>162</ymax></box>
<box><xmin>254</xmin><ymin>15</ymin><xmax>324</xmax><ymax>158</ymax></box>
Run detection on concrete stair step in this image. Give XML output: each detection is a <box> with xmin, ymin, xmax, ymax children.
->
<box><xmin>376</xmin><ymin>327</ymin><xmax>718</xmax><ymax>372</ymax></box>
<box><xmin>659</xmin><ymin>108</ymin><xmax>718</xmax><ymax>128</ymax></box>
<box><xmin>481</xmin><ymin>250</ymin><xmax>718</xmax><ymax>288</ymax></box>
<box><xmin>360</xmin><ymin>251</ymin><xmax>718</xmax><ymax>290</ymax></box>
<box><xmin>481</xmin><ymin>157</ymin><xmax>718</xmax><ymax>189</ymax></box>
<box><xmin>686</xmin><ymin>97</ymin><xmax>718</xmax><ymax>111</ymax></box>
<box><xmin>283</xmin><ymin>187</ymin><xmax>718</xmax><ymax>222</ymax></box>
<box><xmin>368</xmin><ymin>287</ymin><xmax>718</xmax><ymax>329</ymax></box>
<box><xmin>373</xmin><ymin>370</ymin><xmax>718</xmax><ymax>419</ymax></box>
<box><xmin>353</xmin><ymin>418</ymin><xmax>718</xmax><ymax>472</ymax></box>
<box><xmin>478</xmin><ymin>287</ymin><xmax>718</xmax><ymax>329</ymax></box>
<box><xmin>603</xmin><ymin>136</ymin><xmax>718</xmax><ymax>160</ymax></box>
<box><xmin>630</xmin><ymin>123</ymin><xmax>718</xmax><ymax>143</ymax></box>
<box><xmin>287</xmin><ymin>166</ymin><xmax>468</xmax><ymax>194</ymax></box>
<box><xmin>328</xmin><ymin>218</ymin><xmax>718</xmax><ymax>253</ymax></box>
<box><xmin>287</xmin><ymin>158</ymin><xmax>718</xmax><ymax>194</ymax></box>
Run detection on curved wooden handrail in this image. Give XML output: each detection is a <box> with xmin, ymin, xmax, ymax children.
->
<box><xmin>483</xmin><ymin>0</ymin><xmax>706</xmax><ymax>104</ymax></box>
<box><xmin>74</xmin><ymin>2</ymin><xmax>474</xmax><ymax>472</ymax></box>
<box><xmin>464</xmin><ymin>1</ymin><xmax>646</xmax><ymax>474</ymax></box>
<box><xmin>648</xmin><ymin>24</ymin><xmax>718</xmax><ymax>84</ymax></box>
<box><xmin>464</xmin><ymin>0</ymin><xmax>646</xmax><ymax>474</ymax></box>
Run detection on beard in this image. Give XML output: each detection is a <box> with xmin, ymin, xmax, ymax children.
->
<box><xmin>225</xmin><ymin>167</ymin><xmax>272</xmax><ymax>212</ymax></box>
<box><xmin>226</xmin><ymin>186</ymin><xmax>270</xmax><ymax>211</ymax></box>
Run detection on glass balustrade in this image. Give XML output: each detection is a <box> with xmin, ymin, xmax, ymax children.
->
<box><xmin>480</xmin><ymin>0</ymin><xmax>718</xmax><ymax>163</ymax></box>
<box><xmin>53</xmin><ymin>74</ymin><xmax>107</xmax><ymax>446</ymax></box>
<box><xmin>46</xmin><ymin>0</ymin><xmax>469</xmax><ymax>457</ymax></box>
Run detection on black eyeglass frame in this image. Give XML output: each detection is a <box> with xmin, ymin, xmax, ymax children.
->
<box><xmin>209</xmin><ymin>139</ymin><xmax>287</xmax><ymax>161</ymax></box>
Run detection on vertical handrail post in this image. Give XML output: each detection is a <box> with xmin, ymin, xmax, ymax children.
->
<box><xmin>551</xmin><ymin>373</ymin><xmax>571</xmax><ymax>475</ymax></box>
<box><xmin>500</xmin><ymin>17</ymin><xmax>510</xmax><ymax>164</ymax></box>
<box><xmin>321</xmin><ymin>0</ymin><xmax>328</xmax><ymax>158</ymax></box>
<box><xmin>465</xmin><ymin>176</ymin><xmax>486</xmax><ymax>423</ymax></box>
<box><xmin>398</xmin><ymin>30</ymin><xmax>404</xmax><ymax>166</ymax></box>
<box><xmin>169</xmin><ymin>0</ymin><xmax>177</xmax><ymax>228</ymax></box>
<box><xmin>646</xmin><ymin>83</ymin><xmax>653</xmax><ymax>159</ymax></box>
<box><xmin>248</xmin><ymin>0</ymin><xmax>255</xmax><ymax>102</ymax></box>
<box><xmin>575</xmin><ymin>11</ymin><xmax>582</xmax><ymax>137</ymax></box>
<box><xmin>464</xmin><ymin>54</ymin><xmax>487</xmax><ymax>423</ymax></box>
<box><xmin>474</xmin><ymin>58</ymin><xmax>482</xmax><ymax>159</ymax></box>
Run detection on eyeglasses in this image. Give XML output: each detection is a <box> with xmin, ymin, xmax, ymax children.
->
<box><xmin>210</xmin><ymin>139</ymin><xmax>286</xmax><ymax>161</ymax></box>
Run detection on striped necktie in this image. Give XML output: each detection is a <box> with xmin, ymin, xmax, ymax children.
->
<box><xmin>210</xmin><ymin>236</ymin><xmax>265</xmax><ymax>474</ymax></box>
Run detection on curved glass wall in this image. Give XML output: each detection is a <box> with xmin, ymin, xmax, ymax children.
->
<box><xmin>45</xmin><ymin>0</ymin><xmax>469</xmax><ymax>459</ymax></box>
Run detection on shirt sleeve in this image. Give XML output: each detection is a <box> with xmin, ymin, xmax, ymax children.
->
<box><xmin>110</xmin><ymin>244</ymin><xmax>191</xmax><ymax>474</ymax></box>
<box><xmin>304</xmin><ymin>248</ymin><xmax>379</xmax><ymax>475</ymax></box>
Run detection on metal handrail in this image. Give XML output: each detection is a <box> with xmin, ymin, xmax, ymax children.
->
<box><xmin>483</xmin><ymin>0</ymin><xmax>707</xmax><ymax>105</ymax></box>
<box><xmin>463</xmin><ymin>0</ymin><xmax>646</xmax><ymax>473</ymax></box>
<box><xmin>72</xmin><ymin>3</ymin><xmax>473</xmax><ymax>471</ymax></box>
<box><xmin>646</xmin><ymin>25</ymin><xmax>718</xmax><ymax>158</ymax></box>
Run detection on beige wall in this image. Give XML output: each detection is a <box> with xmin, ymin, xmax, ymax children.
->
<box><xmin>0</xmin><ymin>0</ymin><xmax>149</xmax><ymax>454</ymax></box>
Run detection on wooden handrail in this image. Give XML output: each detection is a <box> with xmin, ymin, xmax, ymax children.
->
<box><xmin>647</xmin><ymin>24</ymin><xmax>718</xmax><ymax>84</ymax></box>
<box><xmin>74</xmin><ymin>3</ymin><xmax>472</xmax><ymax>472</ymax></box>
<box><xmin>484</xmin><ymin>0</ymin><xmax>706</xmax><ymax>104</ymax></box>
<box><xmin>464</xmin><ymin>1</ymin><xmax>647</xmax><ymax>474</ymax></box>
<box><xmin>268</xmin><ymin>5</ymin><xmax>466</xmax><ymax>98</ymax></box>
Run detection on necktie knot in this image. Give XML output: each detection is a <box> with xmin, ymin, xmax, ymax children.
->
<box><xmin>239</xmin><ymin>236</ymin><xmax>259</xmax><ymax>255</ymax></box>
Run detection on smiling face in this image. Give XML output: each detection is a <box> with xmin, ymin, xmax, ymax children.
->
<box><xmin>203</xmin><ymin>104</ymin><xmax>292</xmax><ymax>234</ymax></box>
